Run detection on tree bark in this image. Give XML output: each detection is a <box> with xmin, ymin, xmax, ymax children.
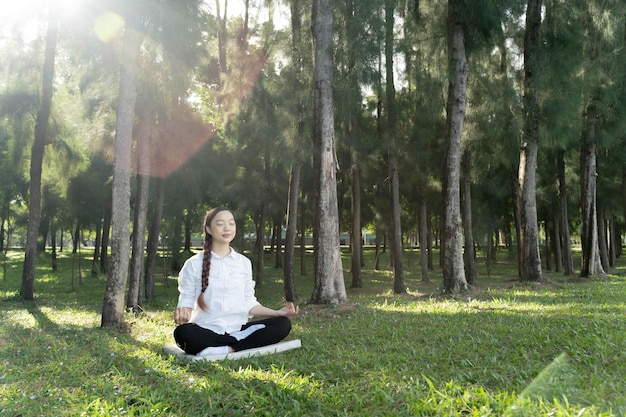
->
<box><xmin>553</xmin><ymin>210</ymin><xmax>562</xmax><ymax>273</ymax></box>
<box><xmin>597</xmin><ymin>210</ymin><xmax>609</xmax><ymax>272</ymax></box>
<box><xmin>519</xmin><ymin>0</ymin><xmax>543</xmax><ymax>282</ymax></box>
<box><xmin>215</xmin><ymin>0</ymin><xmax>228</xmax><ymax>83</ymax></box>
<box><xmin>462</xmin><ymin>151</ymin><xmax>476</xmax><ymax>285</ymax></box>
<box><xmin>100</xmin><ymin>200</ymin><xmax>111</xmax><ymax>274</ymax></box>
<box><xmin>254</xmin><ymin>150</ymin><xmax>270</xmax><ymax>286</ymax></box>
<box><xmin>101</xmin><ymin>16</ymin><xmax>142</xmax><ymax>328</ymax></box>
<box><xmin>510</xmin><ymin>169</ymin><xmax>522</xmax><ymax>275</ymax></box>
<box><xmin>544</xmin><ymin>211</ymin><xmax>552</xmax><ymax>271</ymax></box>
<box><xmin>91</xmin><ymin>217</ymin><xmax>102</xmax><ymax>276</ymax></box>
<box><xmin>418</xmin><ymin>183</ymin><xmax>430</xmax><ymax>282</ymax></box>
<box><xmin>274</xmin><ymin>218</ymin><xmax>283</xmax><ymax>269</ymax></box>
<box><xmin>346</xmin><ymin>0</ymin><xmax>363</xmax><ymax>290</ymax></box>
<box><xmin>299</xmin><ymin>192</ymin><xmax>307</xmax><ymax>276</ymax></box>
<box><xmin>284</xmin><ymin>0</ymin><xmax>305</xmax><ymax>301</ymax></box>
<box><xmin>385</xmin><ymin>0</ymin><xmax>405</xmax><ymax>294</ymax></box>
<box><xmin>144</xmin><ymin>176</ymin><xmax>165</xmax><ymax>299</ymax></box>
<box><xmin>20</xmin><ymin>7</ymin><xmax>58</xmax><ymax>300</ymax></box>
<box><xmin>284</xmin><ymin>160</ymin><xmax>301</xmax><ymax>302</ymax></box>
<box><xmin>310</xmin><ymin>0</ymin><xmax>348</xmax><ymax>304</ymax></box>
<box><xmin>50</xmin><ymin>222</ymin><xmax>57</xmax><ymax>272</ymax></box>
<box><xmin>557</xmin><ymin>149</ymin><xmax>575</xmax><ymax>275</ymax></box>
<box><xmin>254</xmin><ymin>209</ymin><xmax>266</xmax><ymax>286</ymax></box>
<box><xmin>580</xmin><ymin>102</ymin><xmax>604</xmax><ymax>277</ymax></box>
<box><xmin>127</xmin><ymin>105</ymin><xmax>152</xmax><ymax>312</ymax></box>
<box><xmin>608</xmin><ymin>215</ymin><xmax>616</xmax><ymax>267</ymax></box>
<box><xmin>350</xmin><ymin>150</ymin><xmax>363</xmax><ymax>288</ymax></box>
<box><xmin>442</xmin><ymin>0</ymin><xmax>469</xmax><ymax>293</ymax></box>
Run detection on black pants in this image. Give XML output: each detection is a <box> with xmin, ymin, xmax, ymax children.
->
<box><xmin>174</xmin><ymin>316</ymin><xmax>292</xmax><ymax>355</ymax></box>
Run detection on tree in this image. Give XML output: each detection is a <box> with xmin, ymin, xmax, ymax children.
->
<box><xmin>578</xmin><ymin>0</ymin><xmax>625</xmax><ymax>277</ymax></box>
<box><xmin>101</xmin><ymin>8</ymin><xmax>142</xmax><ymax>328</ymax></box>
<box><xmin>144</xmin><ymin>177</ymin><xmax>164</xmax><ymax>299</ymax></box>
<box><xmin>310</xmin><ymin>0</ymin><xmax>348</xmax><ymax>304</ymax></box>
<box><xmin>127</xmin><ymin>102</ymin><xmax>153</xmax><ymax>312</ymax></box>
<box><xmin>283</xmin><ymin>0</ymin><xmax>310</xmax><ymax>302</ymax></box>
<box><xmin>385</xmin><ymin>0</ymin><xmax>406</xmax><ymax>294</ymax></box>
<box><xmin>20</xmin><ymin>6</ymin><xmax>58</xmax><ymax>300</ymax></box>
<box><xmin>557</xmin><ymin>150</ymin><xmax>575</xmax><ymax>275</ymax></box>
<box><xmin>462</xmin><ymin>150</ymin><xmax>476</xmax><ymax>284</ymax></box>
<box><xmin>442</xmin><ymin>0</ymin><xmax>469</xmax><ymax>293</ymax></box>
<box><xmin>518</xmin><ymin>0</ymin><xmax>544</xmax><ymax>282</ymax></box>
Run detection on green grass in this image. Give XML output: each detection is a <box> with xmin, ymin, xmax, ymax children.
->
<box><xmin>1</xmin><ymin>247</ymin><xmax>625</xmax><ymax>416</ymax></box>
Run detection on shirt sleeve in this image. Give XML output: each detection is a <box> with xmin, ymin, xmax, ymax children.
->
<box><xmin>242</xmin><ymin>256</ymin><xmax>260</xmax><ymax>312</ymax></box>
<box><xmin>177</xmin><ymin>255</ymin><xmax>200</xmax><ymax>309</ymax></box>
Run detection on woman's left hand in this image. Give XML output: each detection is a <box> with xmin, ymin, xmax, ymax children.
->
<box><xmin>279</xmin><ymin>302</ymin><xmax>299</xmax><ymax>317</ymax></box>
<box><xmin>249</xmin><ymin>303</ymin><xmax>299</xmax><ymax>318</ymax></box>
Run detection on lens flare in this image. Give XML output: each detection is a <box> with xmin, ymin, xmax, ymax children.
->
<box><xmin>94</xmin><ymin>11</ymin><xmax>124</xmax><ymax>43</ymax></box>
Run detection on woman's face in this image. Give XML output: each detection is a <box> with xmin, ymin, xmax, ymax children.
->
<box><xmin>207</xmin><ymin>210</ymin><xmax>236</xmax><ymax>245</ymax></box>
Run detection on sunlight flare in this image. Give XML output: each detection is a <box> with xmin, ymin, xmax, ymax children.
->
<box><xmin>93</xmin><ymin>11</ymin><xmax>125</xmax><ymax>43</ymax></box>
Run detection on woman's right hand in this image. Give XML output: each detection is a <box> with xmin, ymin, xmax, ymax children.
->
<box><xmin>174</xmin><ymin>307</ymin><xmax>192</xmax><ymax>325</ymax></box>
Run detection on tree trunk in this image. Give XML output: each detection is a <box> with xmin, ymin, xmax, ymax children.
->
<box><xmin>0</xmin><ymin>213</ymin><xmax>5</xmax><ymax>252</ymax></box>
<box><xmin>462</xmin><ymin>151</ymin><xmax>476</xmax><ymax>285</ymax></box>
<box><xmin>72</xmin><ymin>223</ymin><xmax>80</xmax><ymax>254</ymax></box>
<box><xmin>254</xmin><ymin>211</ymin><xmax>266</xmax><ymax>286</ymax></box>
<box><xmin>510</xmin><ymin>169</ymin><xmax>522</xmax><ymax>271</ymax></box>
<box><xmin>519</xmin><ymin>141</ymin><xmax>543</xmax><ymax>281</ymax></box>
<box><xmin>374</xmin><ymin>229</ymin><xmax>381</xmax><ymax>271</ymax></box>
<box><xmin>427</xmin><ymin>222</ymin><xmax>433</xmax><ymax>271</ymax></box>
<box><xmin>299</xmin><ymin>192</ymin><xmax>307</xmax><ymax>276</ymax></box>
<box><xmin>553</xmin><ymin>211</ymin><xmax>562</xmax><ymax>273</ymax></box>
<box><xmin>215</xmin><ymin>0</ymin><xmax>228</xmax><ymax>84</ymax></box>
<box><xmin>608</xmin><ymin>216</ymin><xmax>617</xmax><ymax>268</ymax></box>
<box><xmin>442</xmin><ymin>0</ymin><xmax>469</xmax><ymax>293</ymax></box>
<box><xmin>92</xmin><ymin>217</ymin><xmax>102</xmax><ymax>276</ymax></box>
<box><xmin>284</xmin><ymin>160</ymin><xmax>301</xmax><ymax>302</ymax></box>
<box><xmin>597</xmin><ymin>210</ymin><xmax>609</xmax><ymax>272</ymax></box>
<box><xmin>580</xmin><ymin>102</ymin><xmax>604</xmax><ymax>277</ymax></box>
<box><xmin>144</xmin><ymin>177</ymin><xmax>165</xmax><ymax>299</ymax></box>
<box><xmin>418</xmin><ymin>183</ymin><xmax>429</xmax><ymax>282</ymax></box>
<box><xmin>127</xmin><ymin>105</ymin><xmax>152</xmax><ymax>312</ymax></box>
<box><xmin>557</xmin><ymin>149</ymin><xmax>575</xmax><ymax>275</ymax></box>
<box><xmin>50</xmin><ymin>222</ymin><xmax>57</xmax><ymax>272</ymax></box>
<box><xmin>519</xmin><ymin>0</ymin><xmax>543</xmax><ymax>282</ymax></box>
<box><xmin>274</xmin><ymin>219</ymin><xmax>283</xmax><ymax>269</ymax></box>
<box><xmin>101</xmin><ymin>17</ymin><xmax>142</xmax><ymax>328</ymax></box>
<box><xmin>310</xmin><ymin>0</ymin><xmax>348</xmax><ymax>304</ymax></box>
<box><xmin>270</xmin><ymin>224</ymin><xmax>276</xmax><ymax>255</ymax></box>
<box><xmin>485</xmin><ymin>229</ymin><xmax>492</xmax><ymax>276</ymax></box>
<box><xmin>385</xmin><ymin>0</ymin><xmax>405</xmax><ymax>294</ymax></box>
<box><xmin>350</xmin><ymin>150</ymin><xmax>363</xmax><ymax>288</ymax></box>
<box><xmin>20</xmin><ymin>7</ymin><xmax>58</xmax><ymax>300</ymax></box>
<box><xmin>254</xmin><ymin>149</ymin><xmax>271</xmax><ymax>286</ymax></box>
<box><xmin>345</xmin><ymin>0</ymin><xmax>363</xmax><ymax>290</ymax></box>
<box><xmin>286</xmin><ymin>0</ymin><xmax>306</xmax><ymax>291</ymax></box>
<box><xmin>100</xmin><ymin>201</ymin><xmax>111</xmax><ymax>273</ymax></box>
<box><xmin>183</xmin><ymin>213</ymin><xmax>193</xmax><ymax>252</ymax></box>
<box><xmin>544</xmin><ymin>211</ymin><xmax>552</xmax><ymax>271</ymax></box>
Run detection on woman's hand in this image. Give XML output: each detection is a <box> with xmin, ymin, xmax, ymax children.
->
<box><xmin>249</xmin><ymin>303</ymin><xmax>299</xmax><ymax>318</ymax></box>
<box><xmin>278</xmin><ymin>302</ymin><xmax>299</xmax><ymax>317</ymax></box>
<box><xmin>174</xmin><ymin>307</ymin><xmax>192</xmax><ymax>325</ymax></box>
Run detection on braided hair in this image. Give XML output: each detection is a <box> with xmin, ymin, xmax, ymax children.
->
<box><xmin>197</xmin><ymin>206</ymin><xmax>232</xmax><ymax>311</ymax></box>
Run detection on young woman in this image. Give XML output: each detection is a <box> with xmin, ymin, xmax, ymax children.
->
<box><xmin>174</xmin><ymin>207</ymin><xmax>298</xmax><ymax>356</ymax></box>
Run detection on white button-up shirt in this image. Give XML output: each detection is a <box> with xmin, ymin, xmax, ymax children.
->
<box><xmin>177</xmin><ymin>249</ymin><xmax>260</xmax><ymax>334</ymax></box>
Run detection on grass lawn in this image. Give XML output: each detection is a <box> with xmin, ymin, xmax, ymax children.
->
<box><xmin>1</xmin><ymin>247</ymin><xmax>625</xmax><ymax>416</ymax></box>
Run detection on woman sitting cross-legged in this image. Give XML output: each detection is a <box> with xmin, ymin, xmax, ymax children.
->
<box><xmin>173</xmin><ymin>206</ymin><xmax>298</xmax><ymax>356</ymax></box>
